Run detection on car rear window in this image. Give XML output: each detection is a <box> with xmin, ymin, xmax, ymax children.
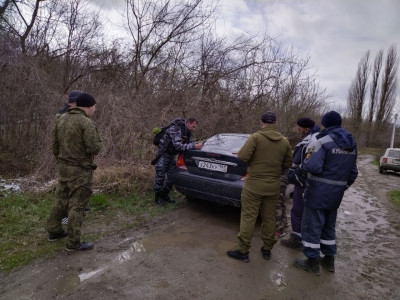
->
<box><xmin>387</xmin><ymin>150</ymin><xmax>400</xmax><ymax>159</ymax></box>
<box><xmin>204</xmin><ymin>134</ymin><xmax>249</xmax><ymax>152</ymax></box>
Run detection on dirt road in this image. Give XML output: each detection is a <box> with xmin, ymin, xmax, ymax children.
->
<box><xmin>1</xmin><ymin>155</ymin><xmax>399</xmax><ymax>299</ymax></box>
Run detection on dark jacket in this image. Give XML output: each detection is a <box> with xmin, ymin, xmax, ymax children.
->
<box><xmin>301</xmin><ymin>126</ymin><xmax>358</xmax><ymax>209</ymax></box>
<box><xmin>293</xmin><ymin>125</ymin><xmax>320</xmax><ymax>166</ymax></box>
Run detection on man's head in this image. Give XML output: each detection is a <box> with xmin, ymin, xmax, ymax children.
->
<box><xmin>296</xmin><ymin>117</ymin><xmax>315</xmax><ymax>137</ymax></box>
<box><xmin>68</xmin><ymin>90</ymin><xmax>81</xmax><ymax>107</ymax></box>
<box><xmin>261</xmin><ymin>111</ymin><xmax>276</xmax><ymax>126</ymax></box>
<box><xmin>321</xmin><ymin>111</ymin><xmax>342</xmax><ymax>128</ymax></box>
<box><xmin>186</xmin><ymin>117</ymin><xmax>199</xmax><ymax>132</ymax></box>
<box><xmin>76</xmin><ymin>92</ymin><xmax>97</xmax><ymax>117</ymax></box>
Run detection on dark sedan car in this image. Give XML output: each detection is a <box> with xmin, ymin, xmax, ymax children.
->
<box><xmin>173</xmin><ymin>133</ymin><xmax>250</xmax><ymax>207</ymax></box>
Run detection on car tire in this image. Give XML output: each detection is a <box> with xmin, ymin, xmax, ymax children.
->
<box><xmin>379</xmin><ymin>167</ymin><xmax>384</xmax><ymax>174</ymax></box>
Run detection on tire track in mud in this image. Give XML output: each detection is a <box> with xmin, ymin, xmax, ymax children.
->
<box><xmin>337</xmin><ymin>155</ymin><xmax>400</xmax><ymax>299</ymax></box>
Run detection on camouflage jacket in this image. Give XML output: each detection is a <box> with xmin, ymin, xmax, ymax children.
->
<box><xmin>52</xmin><ymin>108</ymin><xmax>103</xmax><ymax>169</ymax></box>
<box><xmin>157</xmin><ymin>118</ymin><xmax>195</xmax><ymax>154</ymax></box>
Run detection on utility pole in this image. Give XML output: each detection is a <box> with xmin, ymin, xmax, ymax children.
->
<box><xmin>390</xmin><ymin>113</ymin><xmax>398</xmax><ymax>148</ymax></box>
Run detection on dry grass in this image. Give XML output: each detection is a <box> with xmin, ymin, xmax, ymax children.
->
<box><xmin>94</xmin><ymin>162</ymin><xmax>154</xmax><ymax>194</ymax></box>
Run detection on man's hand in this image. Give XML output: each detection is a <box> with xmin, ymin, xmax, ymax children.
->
<box><xmin>194</xmin><ymin>142</ymin><xmax>203</xmax><ymax>150</ymax></box>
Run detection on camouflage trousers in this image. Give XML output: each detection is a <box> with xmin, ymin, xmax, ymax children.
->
<box><xmin>275</xmin><ymin>173</ymin><xmax>288</xmax><ymax>234</ymax></box>
<box><xmin>154</xmin><ymin>152</ymin><xmax>176</xmax><ymax>193</ymax></box>
<box><xmin>46</xmin><ymin>164</ymin><xmax>93</xmax><ymax>249</ymax></box>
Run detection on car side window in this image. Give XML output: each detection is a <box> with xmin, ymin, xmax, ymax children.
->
<box><xmin>387</xmin><ymin>150</ymin><xmax>400</xmax><ymax>159</ymax></box>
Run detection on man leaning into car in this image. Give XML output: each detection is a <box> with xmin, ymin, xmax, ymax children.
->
<box><xmin>227</xmin><ymin>111</ymin><xmax>293</xmax><ymax>262</ymax></box>
<box><xmin>154</xmin><ymin>118</ymin><xmax>203</xmax><ymax>206</ymax></box>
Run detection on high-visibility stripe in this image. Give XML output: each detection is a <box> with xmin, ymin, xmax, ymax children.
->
<box><xmin>308</xmin><ymin>174</ymin><xmax>347</xmax><ymax>186</ymax></box>
<box><xmin>308</xmin><ymin>135</ymin><xmax>333</xmax><ymax>152</ymax></box>
<box><xmin>319</xmin><ymin>135</ymin><xmax>333</xmax><ymax>145</ymax></box>
<box><xmin>302</xmin><ymin>241</ymin><xmax>320</xmax><ymax>249</ymax></box>
<box><xmin>295</xmin><ymin>139</ymin><xmax>309</xmax><ymax>147</ymax></box>
<box><xmin>292</xmin><ymin>231</ymin><xmax>302</xmax><ymax>238</ymax></box>
<box><xmin>303</xmin><ymin>239</ymin><xmax>336</xmax><ymax>249</ymax></box>
<box><xmin>320</xmin><ymin>239</ymin><xmax>336</xmax><ymax>245</ymax></box>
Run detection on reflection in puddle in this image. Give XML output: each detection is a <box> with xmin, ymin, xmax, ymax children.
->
<box><xmin>75</xmin><ymin>240</ymin><xmax>146</xmax><ymax>285</ymax></box>
<box><xmin>116</xmin><ymin>240</ymin><xmax>145</xmax><ymax>263</ymax></box>
<box><xmin>79</xmin><ymin>268</ymin><xmax>106</xmax><ymax>282</ymax></box>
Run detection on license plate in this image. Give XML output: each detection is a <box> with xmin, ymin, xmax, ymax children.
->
<box><xmin>198</xmin><ymin>161</ymin><xmax>228</xmax><ymax>173</ymax></box>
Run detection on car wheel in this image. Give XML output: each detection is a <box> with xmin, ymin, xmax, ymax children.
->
<box><xmin>379</xmin><ymin>167</ymin><xmax>384</xmax><ymax>174</ymax></box>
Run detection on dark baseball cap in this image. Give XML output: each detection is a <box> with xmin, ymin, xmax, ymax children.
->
<box><xmin>261</xmin><ymin>111</ymin><xmax>276</xmax><ymax>123</ymax></box>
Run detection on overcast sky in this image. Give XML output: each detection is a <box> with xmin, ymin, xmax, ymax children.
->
<box><xmin>91</xmin><ymin>0</ymin><xmax>400</xmax><ymax>113</ymax></box>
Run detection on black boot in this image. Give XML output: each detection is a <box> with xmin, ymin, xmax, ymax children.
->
<box><xmin>227</xmin><ymin>250</ymin><xmax>249</xmax><ymax>262</ymax></box>
<box><xmin>162</xmin><ymin>190</ymin><xmax>175</xmax><ymax>203</ymax></box>
<box><xmin>155</xmin><ymin>191</ymin><xmax>165</xmax><ymax>206</ymax></box>
<box><xmin>280</xmin><ymin>236</ymin><xmax>303</xmax><ymax>250</ymax></box>
<box><xmin>320</xmin><ymin>255</ymin><xmax>335</xmax><ymax>272</ymax></box>
<box><xmin>294</xmin><ymin>257</ymin><xmax>320</xmax><ymax>276</ymax></box>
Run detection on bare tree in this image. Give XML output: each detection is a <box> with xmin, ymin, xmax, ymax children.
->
<box><xmin>0</xmin><ymin>0</ymin><xmax>45</xmax><ymax>53</ymax></box>
<box><xmin>0</xmin><ymin>0</ymin><xmax>330</xmax><ymax>179</ymax></box>
<box><xmin>368</xmin><ymin>50</ymin><xmax>383</xmax><ymax>123</ymax></box>
<box><xmin>347</xmin><ymin>50</ymin><xmax>370</xmax><ymax>136</ymax></box>
<box><xmin>365</xmin><ymin>49</ymin><xmax>383</xmax><ymax>145</ymax></box>
<box><xmin>0</xmin><ymin>0</ymin><xmax>11</xmax><ymax>19</ymax></box>
<box><xmin>124</xmin><ymin>0</ymin><xmax>215</xmax><ymax>92</ymax></box>
<box><xmin>375</xmin><ymin>45</ymin><xmax>398</xmax><ymax>126</ymax></box>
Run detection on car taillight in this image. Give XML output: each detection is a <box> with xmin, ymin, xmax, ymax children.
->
<box><xmin>383</xmin><ymin>157</ymin><xmax>388</xmax><ymax>163</ymax></box>
<box><xmin>240</xmin><ymin>173</ymin><xmax>248</xmax><ymax>181</ymax></box>
<box><xmin>177</xmin><ymin>154</ymin><xmax>187</xmax><ymax>170</ymax></box>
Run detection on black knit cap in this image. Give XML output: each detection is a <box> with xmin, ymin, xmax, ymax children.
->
<box><xmin>321</xmin><ymin>111</ymin><xmax>342</xmax><ymax>128</ymax></box>
<box><xmin>261</xmin><ymin>111</ymin><xmax>276</xmax><ymax>123</ymax></box>
<box><xmin>68</xmin><ymin>90</ymin><xmax>81</xmax><ymax>103</ymax></box>
<box><xmin>76</xmin><ymin>92</ymin><xmax>96</xmax><ymax>108</ymax></box>
<box><xmin>297</xmin><ymin>117</ymin><xmax>315</xmax><ymax>128</ymax></box>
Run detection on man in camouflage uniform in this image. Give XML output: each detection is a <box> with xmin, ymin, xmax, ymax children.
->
<box><xmin>275</xmin><ymin>170</ymin><xmax>289</xmax><ymax>238</ymax></box>
<box><xmin>154</xmin><ymin>118</ymin><xmax>203</xmax><ymax>206</ymax></box>
<box><xmin>56</xmin><ymin>90</ymin><xmax>91</xmax><ymax>224</ymax></box>
<box><xmin>46</xmin><ymin>92</ymin><xmax>102</xmax><ymax>251</ymax></box>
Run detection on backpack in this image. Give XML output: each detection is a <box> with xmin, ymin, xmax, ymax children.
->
<box><xmin>153</xmin><ymin>125</ymin><xmax>172</xmax><ymax>146</ymax></box>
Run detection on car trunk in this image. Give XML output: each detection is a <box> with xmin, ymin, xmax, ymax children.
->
<box><xmin>179</xmin><ymin>150</ymin><xmax>248</xmax><ymax>182</ymax></box>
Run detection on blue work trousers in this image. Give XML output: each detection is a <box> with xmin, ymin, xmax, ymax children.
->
<box><xmin>301</xmin><ymin>206</ymin><xmax>337</xmax><ymax>258</ymax></box>
<box><xmin>290</xmin><ymin>185</ymin><xmax>305</xmax><ymax>240</ymax></box>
